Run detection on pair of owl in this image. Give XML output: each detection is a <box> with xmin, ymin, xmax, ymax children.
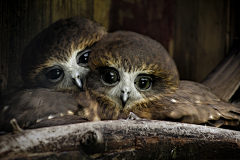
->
<box><xmin>1</xmin><ymin>17</ymin><xmax>240</xmax><ymax>132</ymax></box>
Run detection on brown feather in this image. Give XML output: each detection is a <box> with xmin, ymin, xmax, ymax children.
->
<box><xmin>0</xmin><ymin>88</ymin><xmax>81</xmax><ymax>132</ymax></box>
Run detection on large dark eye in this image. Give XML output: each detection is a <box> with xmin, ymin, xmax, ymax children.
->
<box><xmin>77</xmin><ymin>49</ymin><xmax>91</xmax><ymax>65</ymax></box>
<box><xmin>101</xmin><ymin>69</ymin><xmax>119</xmax><ymax>85</ymax></box>
<box><xmin>135</xmin><ymin>75</ymin><xmax>152</xmax><ymax>90</ymax></box>
<box><xmin>47</xmin><ymin>68</ymin><xmax>63</xmax><ymax>81</ymax></box>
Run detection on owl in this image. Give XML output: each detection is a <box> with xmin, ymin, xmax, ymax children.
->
<box><xmin>0</xmin><ymin>17</ymin><xmax>107</xmax><ymax>132</ymax></box>
<box><xmin>81</xmin><ymin>31</ymin><xmax>240</xmax><ymax>128</ymax></box>
<box><xmin>21</xmin><ymin>17</ymin><xmax>106</xmax><ymax>91</ymax></box>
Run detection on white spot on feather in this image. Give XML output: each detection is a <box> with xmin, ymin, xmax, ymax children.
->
<box><xmin>195</xmin><ymin>100</ymin><xmax>200</xmax><ymax>103</ymax></box>
<box><xmin>36</xmin><ymin>118</ymin><xmax>43</xmax><ymax>123</ymax></box>
<box><xmin>67</xmin><ymin>110</ymin><xmax>74</xmax><ymax>115</ymax></box>
<box><xmin>3</xmin><ymin>105</ymin><xmax>9</xmax><ymax>112</ymax></box>
<box><xmin>209</xmin><ymin>115</ymin><xmax>213</xmax><ymax>119</ymax></box>
<box><xmin>48</xmin><ymin>115</ymin><xmax>54</xmax><ymax>119</ymax></box>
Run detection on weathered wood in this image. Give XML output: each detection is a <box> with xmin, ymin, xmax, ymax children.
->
<box><xmin>0</xmin><ymin>0</ymin><xmax>3</xmax><ymax>94</ymax></box>
<box><xmin>93</xmin><ymin>0</ymin><xmax>111</xmax><ymax>30</ymax></box>
<box><xmin>108</xmin><ymin>0</ymin><xmax>175</xmax><ymax>55</ymax></box>
<box><xmin>1</xmin><ymin>120</ymin><xmax>240</xmax><ymax>160</ymax></box>
<box><xmin>174</xmin><ymin>0</ymin><xmax>229</xmax><ymax>82</ymax></box>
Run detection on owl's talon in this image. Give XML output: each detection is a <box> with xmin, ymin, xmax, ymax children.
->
<box><xmin>208</xmin><ymin>120</ymin><xmax>224</xmax><ymax>127</ymax></box>
<box><xmin>126</xmin><ymin>112</ymin><xmax>150</xmax><ymax>121</ymax></box>
<box><xmin>10</xmin><ymin>118</ymin><xmax>24</xmax><ymax>133</ymax></box>
<box><xmin>127</xmin><ymin>112</ymin><xmax>139</xmax><ymax>120</ymax></box>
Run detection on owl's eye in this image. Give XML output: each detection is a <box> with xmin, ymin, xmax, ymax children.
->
<box><xmin>47</xmin><ymin>68</ymin><xmax>63</xmax><ymax>81</ymax></box>
<box><xmin>135</xmin><ymin>75</ymin><xmax>152</xmax><ymax>91</ymax></box>
<box><xmin>101</xmin><ymin>69</ymin><xmax>119</xmax><ymax>85</ymax></box>
<box><xmin>76</xmin><ymin>49</ymin><xmax>91</xmax><ymax>65</ymax></box>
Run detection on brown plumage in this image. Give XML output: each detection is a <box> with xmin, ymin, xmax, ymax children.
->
<box><xmin>0</xmin><ymin>17</ymin><xmax>106</xmax><ymax>132</ymax></box>
<box><xmin>0</xmin><ymin>88</ymin><xmax>86</xmax><ymax>131</ymax></box>
<box><xmin>81</xmin><ymin>31</ymin><xmax>240</xmax><ymax>128</ymax></box>
<box><xmin>21</xmin><ymin>17</ymin><xmax>106</xmax><ymax>91</ymax></box>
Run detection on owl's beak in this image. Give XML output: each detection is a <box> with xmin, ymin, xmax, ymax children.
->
<box><xmin>120</xmin><ymin>87</ymin><xmax>130</xmax><ymax>107</ymax></box>
<box><xmin>74</xmin><ymin>77</ymin><xmax>83</xmax><ymax>91</ymax></box>
<box><xmin>72</xmin><ymin>71</ymin><xmax>83</xmax><ymax>91</ymax></box>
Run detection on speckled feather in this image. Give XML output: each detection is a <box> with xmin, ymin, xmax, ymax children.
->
<box><xmin>0</xmin><ymin>88</ymin><xmax>85</xmax><ymax>132</ymax></box>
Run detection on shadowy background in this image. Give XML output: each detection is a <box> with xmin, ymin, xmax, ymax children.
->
<box><xmin>0</xmin><ymin>0</ymin><xmax>239</xmax><ymax>94</ymax></box>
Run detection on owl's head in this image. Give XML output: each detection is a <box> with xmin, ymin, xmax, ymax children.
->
<box><xmin>21</xmin><ymin>17</ymin><xmax>106</xmax><ymax>91</ymax></box>
<box><xmin>87</xmin><ymin>31</ymin><xmax>179</xmax><ymax>116</ymax></box>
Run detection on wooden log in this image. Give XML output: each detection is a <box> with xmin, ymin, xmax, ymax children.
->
<box><xmin>1</xmin><ymin>120</ymin><xmax>240</xmax><ymax>160</ymax></box>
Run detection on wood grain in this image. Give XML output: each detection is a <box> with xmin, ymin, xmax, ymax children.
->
<box><xmin>174</xmin><ymin>0</ymin><xmax>228</xmax><ymax>82</ymax></box>
<box><xmin>93</xmin><ymin>0</ymin><xmax>111</xmax><ymax>30</ymax></box>
<box><xmin>108</xmin><ymin>0</ymin><xmax>175</xmax><ymax>53</ymax></box>
<box><xmin>1</xmin><ymin>120</ymin><xmax>240</xmax><ymax>160</ymax></box>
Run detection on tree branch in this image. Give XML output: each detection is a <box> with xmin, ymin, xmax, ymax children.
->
<box><xmin>1</xmin><ymin>120</ymin><xmax>240</xmax><ymax>159</ymax></box>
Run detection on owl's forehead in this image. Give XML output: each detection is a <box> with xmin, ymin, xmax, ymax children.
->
<box><xmin>109</xmin><ymin>64</ymin><xmax>149</xmax><ymax>76</ymax></box>
<box><xmin>96</xmin><ymin>53</ymin><xmax>156</xmax><ymax>75</ymax></box>
<box><xmin>32</xmin><ymin>46</ymin><xmax>85</xmax><ymax>77</ymax></box>
<box><xmin>46</xmin><ymin>48</ymin><xmax>81</xmax><ymax>67</ymax></box>
<box><xmin>51</xmin><ymin>42</ymin><xmax>86</xmax><ymax>61</ymax></box>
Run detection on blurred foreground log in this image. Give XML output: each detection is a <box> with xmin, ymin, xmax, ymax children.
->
<box><xmin>1</xmin><ymin>120</ymin><xmax>240</xmax><ymax>160</ymax></box>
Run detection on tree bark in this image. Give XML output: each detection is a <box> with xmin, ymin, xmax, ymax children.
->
<box><xmin>1</xmin><ymin>120</ymin><xmax>240</xmax><ymax>160</ymax></box>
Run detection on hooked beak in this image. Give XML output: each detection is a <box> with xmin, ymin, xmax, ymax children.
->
<box><xmin>120</xmin><ymin>87</ymin><xmax>130</xmax><ymax>107</ymax></box>
<box><xmin>72</xmin><ymin>71</ymin><xmax>84</xmax><ymax>91</ymax></box>
<box><xmin>74</xmin><ymin>77</ymin><xmax>83</xmax><ymax>91</ymax></box>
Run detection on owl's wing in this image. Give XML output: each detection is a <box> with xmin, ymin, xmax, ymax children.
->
<box><xmin>138</xmin><ymin>81</ymin><xmax>240</xmax><ymax>127</ymax></box>
<box><xmin>202</xmin><ymin>43</ymin><xmax>240</xmax><ymax>101</ymax></box>
<box><xmin>0</xmin><ymin>88</ymin><xmax>84</xmax><ymax>132</ymax></box>
<box><xmin>28</xmin><ymin>115</ymin><xmax>88</xmax><ymax>129</ymax></box>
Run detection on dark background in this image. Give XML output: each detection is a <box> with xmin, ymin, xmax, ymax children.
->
<box><xmin>0</xmin><ymin>0</ymin><xmax>239</xmax><ymax>94</ymax></box>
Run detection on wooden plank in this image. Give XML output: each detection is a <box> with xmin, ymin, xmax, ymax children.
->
<box><xmin>93</xmin><ymin>0</ymin><xmax>111</xmax><ymax>30</ymax></box>
<box><xmin>0</xmin><ymin>0</ymin><xmax>3</xmax><ymax>95</ymax></box>
<box><xmin>229</xmin><ymin>0</ymin><xmax>240</xmax><ymax>48</ymax></box>
<box><xmin>174</xmin><ymin>0</ymin><xmax>228</xmax><ymax>82</ymax></box>
<box><xmin>108</xmin><ymin>0</ymin><xmax>175</xmax><ymax>53</ymax></box>
<box><xmin>49</xmin><ymin>0</ymin><xmax>93</xmax><ymax>23</ymax></box>
<box><xmin>1</xmin><ymin>0</ymin><xmax>24</xmax><ymax>95</ymax></box>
